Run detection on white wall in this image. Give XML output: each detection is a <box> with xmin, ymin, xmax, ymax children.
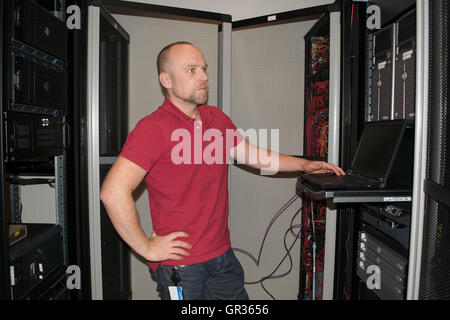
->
<box><xmin>19</xmin><ymin>177</ymin><xmax>56</xmax><ymax>224</ymax></box>
<box><xmin>122</xmin><ymin>0</ymin><xmax>334</xmax><ymax>21</ymax></box>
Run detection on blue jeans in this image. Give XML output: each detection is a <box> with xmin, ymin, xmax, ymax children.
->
<box><xmin>150</xmin><ymin>248</ymin><xmax>249</xmax><ymax>300</ymax></box>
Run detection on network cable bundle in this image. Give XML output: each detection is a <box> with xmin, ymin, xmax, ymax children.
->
<box><xmin>232</xmin><ymin>194</ymin><xmax>304</xmax><ymax>300</ymax></box>
<box><xmin>300</xmin><ymin>199</ymin><xmax>326</xmax><ymax>299</ymax></box>
<box><xmin>300</xmin><ymin>16</ymin><xmax>331</xmax><ymax>300</ymax></box>
<box><xmin>305</xmin><ymin>37</ymin><xmax>329</xmax><ymax>158</ymax></box>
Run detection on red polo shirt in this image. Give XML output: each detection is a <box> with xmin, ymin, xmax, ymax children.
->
<box><xmin>119</xmin><ymin>98</ymin><xmax>243</xmax><ymax>271</ymax></box>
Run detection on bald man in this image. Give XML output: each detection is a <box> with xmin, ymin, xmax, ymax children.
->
<box><xmin>100</xmin><ymin>41</ymin><xmax>344</xmax><ymax>300</ymax></box>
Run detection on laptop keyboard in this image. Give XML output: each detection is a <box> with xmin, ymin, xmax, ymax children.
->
<box><xmin>313</xmin><ymin>173</ymin><xmax>368</xmax><ymax>184</ymax></box>
<box><xmin>301</xmin><ymin>172</ymin><xmax>383</xmax><ymax>190</ymax></box>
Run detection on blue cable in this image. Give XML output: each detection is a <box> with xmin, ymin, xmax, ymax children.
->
<box><xmin>312</xmin><ymin>242</ymin><xmax>316</xmax><ymax>300</ymax></box>
<box><xmin>310</xmin><ymin>200</ymin><xmax>316</xmax><ymax>301</ymax></box>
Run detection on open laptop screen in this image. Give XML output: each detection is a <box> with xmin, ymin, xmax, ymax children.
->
<box><xmin>351</xmin><ymin>121</ymin><xmax>404</xmax><ymax>179</ymax></box>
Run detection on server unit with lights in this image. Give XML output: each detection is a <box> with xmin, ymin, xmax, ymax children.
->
<box><xmin>369</xmin><ymin>24</ymin><xmax>395</xmax><ymax>122</ymax></box>
<box><xmin>8</xmin><ymin>224</ymin><xmax>64</xmax><ymax>299</ymax></box>
<box><xmin>3</xmin><ymin>0</ymin><xmax>68</xmax><ymax>162</ymax></box>
<box><xmin>356</xmin><ymin>200</ymin><xmax>411</xmax><ymax>300</ymax></box>
<box><xmin>356</xmin><ymin>226</ymin><xmax>408</xmax><ymax>300</ymax></box>
<box><xmin>393</xmin><ymin>9</ymin><xmax>416</xmax><ymax>120</ymax></box>
<box><xmin>1</xmin><ymin>0</ymin><xmax>69</xmax><ymax>300</ymax></box>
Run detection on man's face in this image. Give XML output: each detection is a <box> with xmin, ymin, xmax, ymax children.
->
<box><xmin>163</xmin><ymin>44</ymin><xmax>209</xmax><ymax>107</ymax></box>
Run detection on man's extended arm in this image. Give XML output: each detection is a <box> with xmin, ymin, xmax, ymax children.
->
<box><xmin>230</xmin><ymin>139</ymin><xmax>345</xmax><ymax>175</ymax></box>
<box><xmin>100</xmin><ymin>156</ymin><xmax>191</xmax><ymax>262</ymax></box>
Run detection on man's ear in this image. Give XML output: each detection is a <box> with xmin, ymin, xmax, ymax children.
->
<box><xmin>159</xmin><ymin>72</ymin><xmax>172</xmax><ymax>90</ymax></box>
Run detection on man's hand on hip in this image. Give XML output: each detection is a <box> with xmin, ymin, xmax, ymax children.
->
<box><xmin>146</xmin><ymin>231</ymin><xmax>191</xmax><ymax>262</ymax></box>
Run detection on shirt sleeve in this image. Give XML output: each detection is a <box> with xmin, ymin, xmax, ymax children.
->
<box><xmin>221</xmin><ymin>111</ymin><xmax>244</xmax><ymax>149</ymax></box>
<box><xmin>119</xmin><ymin>116</ymin><xmax>166</xmax><ymax>172</ymax></box>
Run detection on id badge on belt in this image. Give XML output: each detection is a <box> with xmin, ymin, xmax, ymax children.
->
<box><xmin>168</xmin><ymin>266</ymin><xmax>183</xmax><ymax>300</ymax></box>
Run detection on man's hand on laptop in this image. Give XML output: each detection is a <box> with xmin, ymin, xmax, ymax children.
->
<box><xmin>303</xmin><ymin>160</ymin><xmax>345</xmax><ymax>176</ymax></box>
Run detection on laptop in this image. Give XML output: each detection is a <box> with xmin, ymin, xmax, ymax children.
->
<box><xmin>300</xmin><ymin>120</ymin><xmax>411</xmax><ymax>191</ymax></box>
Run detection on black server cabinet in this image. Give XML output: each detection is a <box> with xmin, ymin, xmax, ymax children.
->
<box><xmin>1</xmin><ymin>0</ymin><xmax>69</xmax><ymax>300</ymax></box>
<box><xmin>300</xmin><ymin>13</ymin><xmax>331</xmax><ymax>300</ymax></box>
<box><xmin>99</xmin><ymin>12</ymin><xmax>128</xmax><ymax>157</ymax></box>
<box><xmin>67</xmin><ymin>0</ymin><xmax>91</xmax><ymax>300</ymax></box>
<box><xmin>0</xmin><ymin>0</ymin><xmax>10</xmax><ymax>299</ymax></box>
<box><xmin>98</xmin><ymin>9</ymin><xmax>131</xmax><ymax>300</ymax></box>
<box><xmin>7</xmin><ymin>0</ymin><xmax>67</xmax><ymax>61</ymax></box>
<box><xmin>420</xmin><ymin>0</ymin><xmax>450</xmax><ymax>300</ymax></box>
<box><xmin>333</xmin><ymin>0</ymin><xmax>416</xmax><ymax>300</ymax></box>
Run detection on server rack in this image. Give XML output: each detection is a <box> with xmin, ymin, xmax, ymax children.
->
<box><xmin>301</xmin><ymin>14</ymin><xmax>331</xmax><ymax>300</ymax></box>
<box><xmin>332</xmin><ymin>0</ymin><xmax>418</xmax><ymax>301</ymax></box>
<box><xmin>1</xmin><ymin>0</ymin><xmax>70</xmax><ymax>300</ymax></box>
<box><xmin>357</xmin><ymin>2</ymin><xmax>416</xmax><ymax>301</ymax></box>
<box><xmin>299</xmin><ymin>6</ymin><xmax>343</xmax><ymax>300</ymax></box>
<box><xmin>417</xmin><ymin>0</ymin><xmax>450</xmax><ymax>299</ymax></box>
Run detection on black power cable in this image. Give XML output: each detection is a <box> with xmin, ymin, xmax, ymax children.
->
<box><xmin>232</xmin><ymin>193</ymin><xmax>305</xmax><ymax>299</ymax></box>
<box><xmin>259</xmin><ymin>205</ymin><xmax>303</xmax><ymax>299</ymax></box>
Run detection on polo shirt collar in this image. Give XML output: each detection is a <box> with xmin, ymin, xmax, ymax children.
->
<box><xmin>161</xmin><ymin>98</ymin><xmax>212</xmax><ymax>127</ymax></box>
